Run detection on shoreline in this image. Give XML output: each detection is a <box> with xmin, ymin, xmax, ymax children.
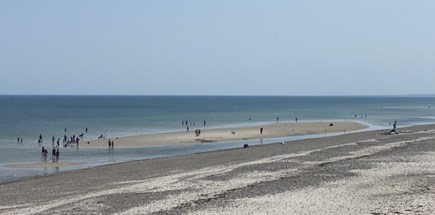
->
<box><xmin>1</xmin><ymin>124</ymin><xmax>435</xmax><ymax>214</ymax></box>
<box><xmin>0</xmin><ymin>125</ymin><xmax>435</xmax><ymax>214</ymax></box>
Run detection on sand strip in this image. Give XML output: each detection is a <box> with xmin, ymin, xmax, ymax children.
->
<box><xmin>83</xmin><ymin>121</ymin><xmax>366</xmax><ymax>147</ymax></box>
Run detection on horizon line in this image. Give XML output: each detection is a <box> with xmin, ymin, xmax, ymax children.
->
<box><xmin>1</xmin><ymin>94</ymin><xmax>434</xmax><ymax>97</ymax></box>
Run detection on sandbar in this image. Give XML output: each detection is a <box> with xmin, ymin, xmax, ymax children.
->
<box><xmin>84</xmin><ymin>121</ymin><xmax>367</xmax><ymax>147</ymax></box>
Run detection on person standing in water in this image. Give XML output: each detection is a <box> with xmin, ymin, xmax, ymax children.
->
<box><xmin>52</xmin><ymin>147</ymin><xmax>56</xmax><ymax>159</ymax></box>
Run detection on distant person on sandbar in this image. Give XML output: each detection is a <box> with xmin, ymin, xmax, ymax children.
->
<box><xmin>85</xmin><ymin>128</ymin><xmax>88</xmax><ymax>133</ymax></box>
<box><xmin>204</xmin><ymin>120</ymin><xmax>206</xmax><ymax>126</ymax></box>
<box><xmin>260</xmin><ymin>127</ymin><xmax>263</xmax><ymax>134</ymax></box>
<box><xmin>295</xmin><ymin>117</ymin><xmax>298</xmax><ymax>123</ymax></box>
<box><xmin>277</xmin><ymin>117</ymin><xmax>279</xmax><ymax>122</ymax></box>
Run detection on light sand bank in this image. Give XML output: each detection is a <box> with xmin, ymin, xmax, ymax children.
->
<box><xmin>84</xmin><ymin>121</ymin><xmax>367</xmax><ymax>148</ymax></box>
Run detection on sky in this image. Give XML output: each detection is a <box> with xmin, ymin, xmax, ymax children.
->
<box><xmin>0</xmin><ymin>1</ymin><xmax>434</xmax><ymax>96</ymax></box>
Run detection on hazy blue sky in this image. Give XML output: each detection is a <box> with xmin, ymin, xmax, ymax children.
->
<box><xmin>1</xmin><ymin>1</ymin><xmax>434</xmax><ymax>95</ymax></box>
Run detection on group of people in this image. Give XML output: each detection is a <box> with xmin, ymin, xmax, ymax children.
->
<box><xmin>183</xmin><ymin>120</ymin><xmax>207</xmax><ymax>132</ymax></box>
<box><xmin>41</xmin><ymin>146</ymin><xmax>60</xmax><ymax>161</ymax></box>
<box><xmin>182</xmin><ymin>120</ymin><xmax>207</xmax><ymax>126</ymax></box>
<box><xmin>195</xmin><ymin>129</ymin><xmax>201</xmax><ymax>136</ymax></box>
<box><xmin>59</xmin><ymin>134</ymin><xmax>81</xmax><ymax>148</ymax></box>
<box><xmin>35</xmin><ymin>127</ymin><xmax>89</xmax><ymax>161</ymax></box>
<box><xmin>354</xmin><ymin>114</ymin><xmax>368</xmax><ymax>118</ymax></box>
<box><xmin>108</xmin><ymin>140</ymin><xmax>115</xmax><ymax>149</ymax></box>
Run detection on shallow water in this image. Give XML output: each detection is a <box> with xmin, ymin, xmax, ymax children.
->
<box><xmin>0</xmin><ymin>96</ymin><xmax>434</xmax><ymax>182</ymax></box>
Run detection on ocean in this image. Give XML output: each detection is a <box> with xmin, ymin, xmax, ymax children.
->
<box><xmin>0</xmin><ymin>95</ymin><xmax>434</xmax><ymax>182</ymax></box>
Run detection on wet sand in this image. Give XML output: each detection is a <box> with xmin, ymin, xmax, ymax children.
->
<box><xmin>4</xmin><ymin>161</ymin><xmax>83</xmax><ymax>169</ymax></box>
<box><xmin>1</xmin><ymin>124</ymin><xmax>435</xmax><ymax>214</ymax></box>
<box><xmin>84</xmin><ymin>121</ymin><xmax>366</xmax><ymax>147</ymax></box>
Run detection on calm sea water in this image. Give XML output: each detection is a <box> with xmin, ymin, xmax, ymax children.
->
<box><xmin>0</xmin><ymin>96</ymin><xmax>434</xmax><ymax>182</ymax></box>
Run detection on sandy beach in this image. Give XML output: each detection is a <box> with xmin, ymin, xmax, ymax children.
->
<box><xmin>84</xmin><ymin>121</ymin><xmax>366</xmax><ymax>147</ymax></box>
<box><xmin>1</xmin><ymin>124</ymin><xmax>435</xmax><ymax>214</ymax></box>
